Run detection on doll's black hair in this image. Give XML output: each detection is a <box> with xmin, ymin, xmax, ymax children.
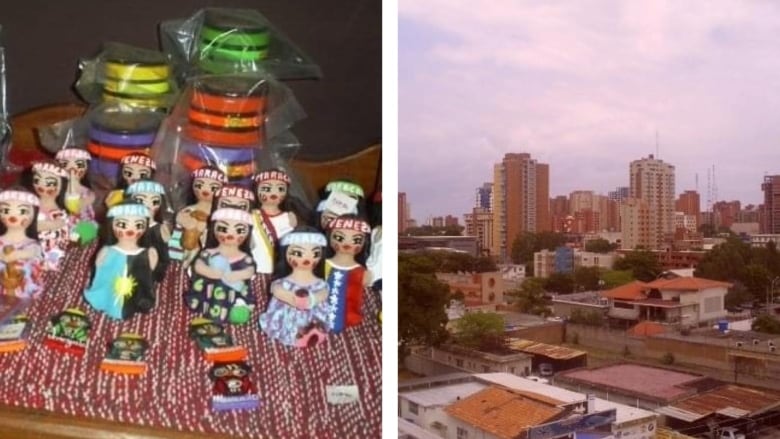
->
<box><xmin>115</xmin><ymin>158</ymin><xmax>155</xmax><ymax>190</ymax></box>
<box><xmin>123</xmin><ymin>179</ymin><xmax>170</xmax><ymax>225</ymax></box>
<box><xmin>0</xmin><ymin>188</ymin><xmax>39</xmax><ymax>241</ymax></box>
<box><xmin>202</xmin><ymin>214</ymin><xmax>253</xmax><ymax>256</ymax></box>
<box><xmin>324</xmin><ymin>214</ymin><xmax>371</xmax><ymax>266</ymax></box>
<box><xmin>271</xmin><ymin>225</ymin><xmax>327</xmax><ymax>281</ymax></box>
<box><xmin>55</xmin><ymin>156</ymin><xmax>93</xmax><ymax>189</ymax></box>
<box><xmin>22</xmin><ymin>165</ymin><xmax>68</xmax><ymax>211</ymax></box>
<box><xmin>253</xmin><ymin>168</ymin><xmax>312</xmax><ymax>228</ymax></box>
<box><xmin>209</xmin><ymin>361</ymin><xmax>252</xmax><ymax>380</ymax></box>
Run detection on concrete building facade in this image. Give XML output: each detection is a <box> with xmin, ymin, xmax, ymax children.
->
<box><xmin>676</xmin><ymin>190</ymin><xmax>701</xmax><ymax>227</ymax></box>
<box><xmin>464</xmin><ymin>207</ymin><xmax>494</xmax><ymax>256</ymax></box>
<box><xmin>620</xmin><ymin>197</ymin><xmax>651</xmax><ymax>250</ymax></box>
<box><xmin>630</xmin><ymin>155</ymin><xmax>675</xmax><ymax>250</ymax></box>
<box><xmin>762</xmin><ymin>175</ymin><xmax>780</xmax><ymax>234</ymax></box>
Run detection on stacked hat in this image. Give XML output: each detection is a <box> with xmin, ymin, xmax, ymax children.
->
<box><xmin>103</xmin><ymin>53</ymin><xmax>172</xmax><ymax>110</ymax></box>
<box><xmin>197</xmin><ymin>9</ymin><xmax>270</xmax><ymax>75</ymax></box>
<box><xmin>87</xmin><ymin>109</ymin><xmax>161</xmax><ymax>181</ymax></box>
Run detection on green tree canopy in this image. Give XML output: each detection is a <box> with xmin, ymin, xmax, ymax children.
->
<box><xmin>405</xmin><ymin>225</ymin><xmax>464</xmax><ymax>236</ymax></box>
<box><xmin>544</xmin><ymin>272</ymin><xmax>574</xmax><ymax>294</ymax></box>
<box><xmin>600</xmin><ymin>270</ymin><xmax>634</xmax><ymax>289</ymax></box>
<box><xmin>574</xmin><ymin>266</ymin><xmax>602</xmax><ymax>291</ymax></box>
<box><xmin>418</xmin><ymin>250</ymin><xmax>497</xmax><ymax>273</ymax></box>
<box><xmin>452</xmin><ymin>312</ymin><xmax>506</xmax><ymax>351</ymax></box>
<box><xmin>509</xmin><ymin>278</ymin><xmax>552</xmax><ymax>317</ymax></box>
<box><xmin>584</xmin><ymin>238</ymin><xmax>617</xmax><ymax>254</ymax></box>
<box><xmin>399</xmin><ymin>253</ymin><xmax>451</xmax><ymax>360</ymax></box>
<box><xmin>510</xmin><ymin>232</ymin><xmax>567</xmax><ymax>264</ymax></box>
<box><xmin>752</xmin><ymin>315</ymin><xmax>780</xmax><ymax>334</ymax></box>
<box><xmin>613</xmin><ymin>249</ymin><xmax>662</xmax><ymax>282</ymax></box>
<box><xmin>694</xmin><ymin>236</ymin><xmax>753</xmax><ymax>282</ymax></box>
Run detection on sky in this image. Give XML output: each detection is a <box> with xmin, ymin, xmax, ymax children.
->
<box><xmin>399</xmin><ymin>1</ymin><xmax>780</xmax><ymax>223</ymax></box>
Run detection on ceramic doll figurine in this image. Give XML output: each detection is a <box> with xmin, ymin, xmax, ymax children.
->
<box><xmin>214</xmin><ymin>185</ymin><xmax>255</xmax><ymax>212</ymax></box>
<box><xmin>125</xmin><ymin>180</ymin><xmax>171</xmax><ymax>283</ymax></box>
<box><xmin>104</xmin><ymin>153</ymin><xmax>157</xmax><ymax>209</ymax></box>
<box><xmin>185</xmin><ymin>208</ymin><xmax>255</xmax><ymax>324</ymax></box>
<box><xmin>250</xmin><ymin>169</ymin><xmax>298</xmax><ymax>274</ymax></box>
<box><xmin>30</xmin><ymin>161</ymin><xmax>71</xmax><ymax>271</ymax></box>
<box><xmin>84</xmin><ymin>202</ymin><xmax>158</xmax><ymax>320</ymax></box>
<box><xmin>324</xmin><ymin>215</ymin><xmax>372</xmax><ymax>333</ymax></box>
<box><xmin>55</xmin><ymin>148</ymin><xmax>95</xmax><ymax>222</ymax></box>
<box><xmin>175</xmin><ymin>167</ymin><xmax>227</xmax><ymax>268</ymax></box>
<box><xmin>0</xmin><ymin>189</ymin><xmax>44</xmax><ymax>298</ymax></box>
<box><xmin>314</xmin><ymin>179</ymin><xmax>364</xmax><ymax>232</ymax></box>
<box><xmin>259</xmin><ymin>228</ymin><xmax>330</xmax><ymax>348</ymax></box>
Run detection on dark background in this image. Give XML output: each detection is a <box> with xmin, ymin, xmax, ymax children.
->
<box><xmin>0</xmin><ymin>0</ymin><xmax>381</xmax><ymax>161</ymax></box>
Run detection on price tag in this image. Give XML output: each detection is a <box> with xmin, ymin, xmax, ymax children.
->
<box><xmin>326</xmin><ymin>385</ymin><xmax>359</xmax><ymax>404</ymax></box>
<box><xmin>324</xmin><ymin>191</ymin><xmax>358</xmax><ymax>216</ymax></box>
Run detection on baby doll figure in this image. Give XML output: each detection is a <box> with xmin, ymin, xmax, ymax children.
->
<box><xmin>30</xmin><ymin>161</ymin><xmax>71</xmax><ymax>271</ymax></box>
<box><xmin>0</xmin><ymin>189</ymin><xmax>44</xmax><ymax>298</ymax></box>
<box><xmin>126</xmin><ymin>180</ymin><xmax>171</xmax><ymax>283</ymax></box>
<box><xmin>325</xmin><ymin>215</ymin><xmax>372</xmax><ymax>333</ymax></box>
<box><xmin>175</xmin><ymin>167</ymin><xmax>227</xmax><ymax>268</ymax></box>
<box><xmin>104</xmin><ymin>153</ymin><xmax>157</xmax><ymax>209</ymax></box>
<box><xmin>84</xmin><ymin>202</ymin><xmax>158</xmax><ymax>320</ymax></box>
<box><xmin>214</xmin><ymin>185</ymin><xmax>255</xmax><ymax>212</ymax></box>
<box><xmin>259</xmin><ymin>228</ymin><xmax>330</xmax><ymax>348</ymax></box>
<box><xmin>55</xmin><ymin>148</ymin><xmax>95</xmax><ymax>222</ymax></box>
<box><xmin>250</xmin><ymin>169</ymin><xmax>298</xmax><ymax>274</ymax></box>
<box><xmin>186</xmin><ymin>208</ymin><xmax>256</xmax><ymax>324</ymax></box>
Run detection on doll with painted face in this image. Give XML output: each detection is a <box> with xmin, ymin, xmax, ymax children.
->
<box><xmin>104</xmin><ymin>153</ymin><xmax>157</xmax><ymax>209</ymax></box>
<box><xmin>186</xmin><ymin>208</ymin><xmax>255</xmax><ymax>324</ymax></box>
<box><xmin>0</xmin><ymin>190</ymin><xmax>44</xmax><ymax>298</ymax></box>
<box><xmin>250</xmin><ymin>169</ymin><xmax>298</xmax><ymax>274</ymax></box>
<box><xmin>84</xmin><ymin>202</ymin><xmax>158</xmax><ymax>320</ymax></box>
<box><xmin>175</xmin><ymin>167</ymin><xmax>226</xmax><ymax>267</ymax></box>
<box><xmin>314</xmin><ymin>180</ymin><xmax>364</xmax><ymax>233</ymax></box>
<box><xmin>30</xmin><ymin>161</ymin><xmax>71</xmax><ymax>271</ymax></box>
<box><xmin>55</xmin><ymin>148</ymin><xmax>95</xmax><ymax>222</ymax></box>
<box><xmin>259</xmin><ymin>228</ymin><xmax>330</xmax><ymax>348</ymax></box>
<box><xmin>325</xmin><ymin>215</ymin><xmax>372</xmax><ymax>333</ymax></box>
<box><xmin>213</xmin><ymin>185</ymin><xmax>255</xmax><ymax>212</ymax></box>
<box><xmin>125</xmin><ymin>180</ymin><xmax>171</xmax><ymax>283</ymax></box>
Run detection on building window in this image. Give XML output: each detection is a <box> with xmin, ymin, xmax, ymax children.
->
<box><xmin>614</xmin><ymin>302</ymin><xmax>634</xmax><ymax>309</ymax></box>
<box><xmin>457</xmin><ymin>427</ymin><xmax>469</xmax><ymax>439</ymax></box>
<box><xmin>409</xmin><ymin>401</ymin><xmax>419</xmax><ymax>415</ymax></box>
<box><xmin>482</xmin><ymin>365</ymin><xmax>490</xmax><ymax>372</ymax></box>
<box><xmin>456</xmin><ymin>358</ymin><xmax>464</xmax><ymax>368</ymax></box>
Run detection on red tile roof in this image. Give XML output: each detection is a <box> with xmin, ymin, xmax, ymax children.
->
<box><xmin>644</xmin><ymin>277</ymin><xmax>732</xmax><ymax>291</ymax></box>
<box><xmin>629</xmin><ymin>321</ymin><xmax>667</xmax><ymax>337</ymax></box>
<box><xmin>600</xmin><ymin>281</ymin><xmax>648</xmax><ymax>300</ymax></box>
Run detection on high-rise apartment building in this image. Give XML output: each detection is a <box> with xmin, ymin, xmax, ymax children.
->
<box><xmin>620</xmin><ymin>198</ymin><xmax>651</xmax><ymax>250</ymax></box>
<box><xmin>608</xmin><ymin>186</ymin><xmax>630</xmax><ymax>202</ymax></box>
<box><xmin>762</xmin><ymin>176</ymin><xmax>780</xmax><ymax>234</ymax></box>
<box><xmin>476</xmin><ymin>183</ymin><xmax>492</xmax><ymax>210</ymax></box>
<box><xmin>675</xmin><ymin>190</ymin><xmax>701</xmax><ymax>227</ymax></box>
<box><xmin>712</xmin><ymin>200</ymin><xmax>741</xmax><ymax>230</ymax></box>
<box><xmin>464</xmin><ymin>207</ymin><xmax>494</xmax><ymax>256</ymax></box>
<box><xmin>569</xmin><ymin>190</ymin><xmax>595</xmax><ymax>214</ymax></box>
<box><xmin>445</xmin><ymin>215</ymin><xmax>459</xmax><ymax>227</ymax></box>
<box><xmin>630</xmin><ymin>155</ymin><xmax>675</xmax><ymax>249</ymax></box>
<box><xmin>491</xmin><ymin>153</ymin><xmax>550</xmax><ymax>261</ymax></box>
<box><xmin>399</xmin><ymin>192</ymin><xmax>408</xmax><ymax>234</ymax></box>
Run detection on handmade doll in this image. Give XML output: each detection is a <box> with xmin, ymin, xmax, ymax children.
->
<box><xmin>209</xmin><ymin>361</ymin><xmax>260</xmax><ymax>411</ymax></box>
<box><xmin>174</xmin><ymin>167</ymin><xmax>227</xmax><ymax>267</ymax></box>
<box><xmin>366</xmin><ymin>190</ymin><xmax>382</xmax><ymax>322</ymax></box>
<box><xmin>44</xmin><ymin>308</ymin><xmax>91</xmax><ymax>355</ymax></box>
<box><xmin>104</xmin><ymin>153</ymin><xmax>157</xmax><ymax>208</ymax></box>
<box><xmin>250</xmin><ymin>169</ymin><xmax>298</xmax><ymax>274</ymax></box>
<box><xmin>314</xmin><ymin>179</ymin><xmax>364</xmax><ymax>232</ymax></box>
<box><xmin>126</xmin><ymin>180</ymin><xmax>171</xmax><ymax>282</ymax></box>
<box><xmin>84</xmin><ymin>202</ymin><xmax>158</xmax><ymax>320</ymax></box>
<box><xmin>259</xmin><ymin>228</ymin><xmax>330</xmax><ymax>348</ymax></box>
<box><xmin>325</xmin><ymin>215</ymin><xmax>372</xmax><ymax>333</ymax></box>
<box><xmin>0</xmin><ymin>189</ymin><xmax>44</xmax><ymax>298</ymax></box>
<box><xmin>185</xmin><ymin>208</ymin><xmax>255</xmax><ymax>324</ymax></box>
<box><xmin>55</xmin><ymin>148</ymin><xmax>95</xmax><ymax>221</ymax></box>
<box><xmin>214</xmin><ymin>185</ymin><xmax>255</xmax><ymax>212</ymax></box>
<box><xmin>30</xmin><ymin>161</ymin><xmax>71</xmax><ymax>271</ymax></box>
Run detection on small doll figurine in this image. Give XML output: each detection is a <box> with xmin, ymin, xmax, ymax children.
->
<box><xmin>55</xmin><ymin>148</ymin><xmax>95</xmax><ymax>221</ymax></box>
<box><xmin>43</xmin><ymin>308</ymin><xmax>91</xmax><ymax>356</ymax></box>
<box><xmin>209</xmin><ymin>361</ymin><xmax>260</xmax><ymax>411</ymax></box>
<box><xmin>250</xmin><ymin>169</ymin><xmax>298</xmax><ymax>274</ymax></box>
<box><xmin>126</xmin><ymin>180</ymin><xmax>171</xmax><ymax>282</ymax></box>
<box><xmin>186</xmin><ymin>208</ymin><xmax>255</xmax><ymax>324</ymax></box>
<box><xmin>214</xmin><ymin>185</ymin><xmax>255</xmax><ymax>212</ymax></box>
<box><xmin>104</xmin><ymin>153</ymin><xmax>157</xmax><ymax>209</ymax></box>
<box><xmin>188</xmin><ymin>317</ymin><xmax>247</xmax><ymax>362</ymax></box>
<box><xmin>314</xmin><ymin>179</ymin><xmax>364</xmax><ymax>232</ymax></box>
<box><xmin>175</xmin><ymin>167</ymin><xmax>227</xmax><ymax>267</ymax></box>
<box><xmin>30</xmin><ymin>161</ymin><xmax>71</xmax><ymax>271</ymax></box>
<box><xmin>325</xmin><ymin>215</ymin><xmax>372</xmax><ymax>333</ymax></box>
<box><xmin>84</xmin><ymin>202</ymin><xmax>158</xmax><ymax>320</ymax></box>
<box><xmin>0</xmin><ymin>190</ymin><xmax>44</xmax><ymax>298</ymax></box>
<box><xmin>100</xmin><ymin>333</ymin><xmax>149</xmax><ymax>375</ymax></box>
<box><xmin>259</xmin><ymin>228</ymin><xmax>330</xmax><ymax>348</ymax></box>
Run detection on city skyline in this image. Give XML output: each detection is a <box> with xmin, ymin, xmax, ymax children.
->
<box><xmin>400</xmin><ymin>1</ymin><xmax>780</xmax><ymax>220</ymax></box>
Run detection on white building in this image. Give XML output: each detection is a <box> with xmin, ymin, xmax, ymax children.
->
<box><xmin>630</xmin><ymin>155</ymin><xmax>675</xmax><ymax>250</ymax></box>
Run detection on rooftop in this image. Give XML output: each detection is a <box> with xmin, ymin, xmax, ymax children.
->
<box><xmin>506</xmin><ymin>338</ymin><xmax>587</xmax><ymax>360</ymax></box>
<box><xmin>400</xmin><ymin>381</ymin><xmax>487</xmax><ymax>408</ymax></box>
<box><xmin>601</xmin><ymin>281</ymin><xmax>648</xmax><ymax>301</ymax></box>
<box><xmin>398</xmin><ymin>418</ymin><xmax>441</xmax><ymax>439</ymax></box>
<box><xmin>644</xmin><ymin>277</ymin><xmax>732</xmax><ymax>291</ymax></box>
<box><xmin>656</xmin><ymin>384</ymin><xmax>780</xmax><ymax>422</ymax></box>
<box><xmin>551</xmin><ymin>291</ymin><xmax>607</xmax><ymax>306</ymax></box>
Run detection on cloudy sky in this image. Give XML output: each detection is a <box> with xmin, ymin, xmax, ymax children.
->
<box><xmin>399</xmin><ymin>1</ymin><xmax>780</xmax><ymax>223</ymax></box>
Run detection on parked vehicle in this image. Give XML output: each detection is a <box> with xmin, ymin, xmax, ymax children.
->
<box><xmin>539</xmin><ymin>363</ymin><xmax>554</xmax><ymax>377</ymax></box>
<box><xmin>697</xmin><ymin>427</ymin><xmax>746</xmax><ymax>439</ymax></box>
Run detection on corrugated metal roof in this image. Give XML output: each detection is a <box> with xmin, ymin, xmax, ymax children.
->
<box><xmin>507</xmin><ymin>338</ymin><xmax>587</xmax><ymax>360</ymax></box>
<box><xmin>655</xmin><ymin>406</ymin><xmax>707</xmax><ymax>422</ymax></box>
<box><xmin>661</xmin><ymin>384</ymin><xmax>780</xmax><ymax>419</ymax></box>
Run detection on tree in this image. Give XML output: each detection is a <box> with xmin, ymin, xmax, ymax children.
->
<box><xmin>573</xmin><ymin>266</ymin><xmax>601</xmax><ymax>291</ymax></box>
<box><xmin>600</xmin><ymin>270</ymin><xmax>634</xmax><ymax>289</ymax></box>
<box><xmin>545</xmin><ymin>273</ymin><xmax>574</xmax><ymax>294</ymax></box>
<box><xmin>510</xmin><ymin>278</ymin><xmax>552</xmax><ymax>317</ymax></box>
<box><xmin>420</xmin><ymin>250</ymin><xmax>497</xmax><ymax>273</ymax></box>
<box><xmin>405</xmin><ymin>225</ymin><xmax>464</xmax><ymax>236</ymax></box>
<box><xmin>510</xmin><ymin>232</ymin><xmax>567</xmax><ymax>264</ymax></box>
<box><xmin>399</xmin><ymin>253</ymin><xmax>450</xmax><ymax>360</ymax></box>
<box><xmin>585</xmin><ymin>238</ymin><xmax>617</xmax><ymax>254</ymax></box>
<box><xmin>695</xmin><ymin>236</ymin><xmax>752</xmax><ymax>282</ymax></box>
<box><xmin>752</xmin><ymin>315</ymin><xmax>780</xmax><ymax>334</ymax></box>
<box><xmin>613</xmin><ymin>249</ymin><xmax>661</xmax><ymax>282</ymax></box>
<box><xmin>452</xmin><ymin>312</ymin><xmax>506</xmax><ymax>351</ymax></box>
<box><xmin>724</xmin><ymin>283</ymin><xmax>751</xmax><ymax>309</ymax></box>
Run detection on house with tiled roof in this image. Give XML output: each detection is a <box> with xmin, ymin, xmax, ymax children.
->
<box><xmin>600</xmin><ymin>277</ymin><xmax>731</xmax><ymax>327</ymax></box>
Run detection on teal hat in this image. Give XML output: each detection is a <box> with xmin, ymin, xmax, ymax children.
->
<box><xmin>107</xmin><ymin>203</ymin><xmax>151</xmax><ymax>218</ymax></box>
<box><xmin>126</xmin><ymin>180</ymin><xmax>165</xmax><ymax>195</ymax></box>
<box><xmin>325</xmin><ymin>181</ymin><xmax>364</xmax><ymax>198</ymax></box>
<box><xmin>280</xmin><ymin>231</ymin><xmax>327</xmax><ymax>247</ymax></box>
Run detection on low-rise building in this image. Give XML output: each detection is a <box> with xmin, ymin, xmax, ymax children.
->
<box><xmin>399</xmin><ymin>236</ymin><xmax>479</xmax><ymax>256</ymax></box>
<box><xmin>551</xmin><ymin>291</ymin><xmax>609</xmax><ymax>319</ymax></box>
<box><xmin>750</xmin><ymin>233</ymin><xmax>780</xmax><ymax>249</ymax></box>
<box><xmin>424</xmin><ymin>344</ymin><xmax>533</xmax><ymax>376</ymax></box>
<box><xmin>575</xmin><ymin>251</ymin><xmax>616</xmax><ymax>270</ymax></box>
<box><xmin>436</xmin><ymin>271</ymin><xmax>504</xmax><ymax>308</ymax></box>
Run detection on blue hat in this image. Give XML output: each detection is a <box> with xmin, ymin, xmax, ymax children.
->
<box><xmin>280</xmin><ymin>231</ymin><xmax>327</xmax><ymax>247</ymax></box>
<box><xmin>126</xmin><ymin>180</ymin><xmax>165</xmax><ymax>195</ymax></box>
<box><xmin>107</xmin><ymin>203</ymin><xmax>151</xmax><ymax>218</ymax></box>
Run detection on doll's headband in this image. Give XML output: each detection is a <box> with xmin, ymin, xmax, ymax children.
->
<box><xmin>55</xmin><ymin>148</ymin><xmax>91</xmax><ymax>161</ymax></box>
<box><xmin>325</xmin><ymin>181</ymin><xmax>364</xmax><ymax>198</ymax></box>
<box><xmin>32</xmin><ymin>161</ymin><xmax>68</xmax><ymax>178</ymax></box>
<box><xmin>211</xmin><ymin>207</ymin><xmax>252</xmax><ymax>224</ymax></box>
<box><xmin>192</xmin><ymin>167</ymin><xmax>227</xmax><ymax>183</ymax></box>
<box><xmin>280</xmin><ymin>231</ymin><xmax>327</xmax><ymax>247</ymax></box>
<box><xmin>316</xmin><ymin>199</ymin><xmax>358</xmax><ymax>215</ymax></box>
<box><xmin>253</xmin><ymin>170</ymin><xmax>290</xmax><ymax>185</ymax></box>
<box><xmin>0</xmin><ymin>190</ymin><xmax>40</xmax><ymax>207</ymax></box>
<box><xmin>327</xmin><ymin>217</ymin><xmax>371</xmax><ymax>234</ymax></box>
<box><xmin>121</xmin><ymin>153</ymin><xmax>157</xmax><ymax>170</ymax></box>
<box><xmin>126</xmin><ymin>180</ymin><xmax>166</xmax><ymax>196</ymax></box>
<box><xmin>217</xmin><ymin>185</ymin><xmax>255</xmax><ymax>202</ymax></box>
<box><xmin>107</xmin><ymin>203</ymin><xmax>151</xmax><ymax>218</ymax></box>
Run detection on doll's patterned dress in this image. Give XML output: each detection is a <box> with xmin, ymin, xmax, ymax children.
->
<box><xmin>73</xmin><ymin>187</ymin><xmax>96</xmax><ymax>222</ymax></box>
<box><xmin>185</xmin><ymin>249</ymin><xmax>255</xmax><ymax>323</ymax></box>
<box><xmin>0</xmin><ymin>237</ymin><xmax>44</xmax><ymax>299</ymax></box>
<box><xmin>258</xmin><ymin>278</ymin><xmax>330</xmax><ymax>346</ymax></box>
<box><xmin>84</xmin><ymin>246</ymin><xmax>155</xmax><ymax>320</ymax></box>
<box><xmin>37</xmin><ymin>208</ymin><xmax>70</xmax><ymax>271</ymax></box>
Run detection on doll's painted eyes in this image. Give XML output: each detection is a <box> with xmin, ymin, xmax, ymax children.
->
<box><xmin>352</xmin><ymin>235</ymin><xmax>364</xmax><ymax>246</ymax></box>
<box><xmin>291</xmin><ymin>249</ymin><xmax>303</xmax><ymax>257</ymax></box>
<box><xmin>123</xmin><ymin>169</ymin><xmax>133</xmax><ymax>179</ymax></box>
<box><xmin>216</xmin><ymin>225</ymin><xmax>228</xmax><ymax>233</ymax></box>
<box><xmin>139</xmin><ymin>171</ymin><xmax>150</xmax><ymax>179</ymax></box>
<box><xmin>19</xmin><ymin>208</ymin><xmax>29</xmax><ymax>216</ymax></box>
<box><xmin>75</xmin><ymin>160</ymin><xmax>87</xmax><ymax>169</ymax></box>
<box><xmin>32</xmin><ymin>177</ymin><xmax>40</xmax><ymax>186</ymax></box>
<box><xmin>312</xmin><ymin>248</ymin><xmax>322</xmax><ymax>259</ymax></box>
<box><xmin>332</xmin><ymin>232</ymin><xmax>346</xmax><ymax>243</ymax></box>
<box><xmin>134</xmin><ymin>220</ymin><xmax>146</xmax><ymax>231</ymax></box>
<box><xmin>115</xmin><ymin>220</ymin><xmax>128</xmax><ymax>229</ymax></box>
<box><xmin>151</xmin><ymin>197</ymin><xmax>161</xmax><ymax>206</ymax></box>
<box><xmin>210</xmin><ymin>184</ymin><xmax>221</xmax><ymax>193</ymax></box>
<box><xmin>57</xmin><ymin>160</ymin><xmax>68</xmax><ymax>168</ymax></box>
<box><xmin>132</xmin><ymin>196</ymin><xmax>144</xmax><ymax>204</ymax></box>
<box><xmin>194</xmin><ymin>182</ymin><xmax>203</xmax><ymax>190</ymax></box>
<box><xmin>44</xmin><ymin>177</ymin><xmax>58</xmax><ymax>188</ymax></box>
<box><xmin>235</xmin><ymin>225</ymin><xmax>248</xmax><ymax>235</ymax></box>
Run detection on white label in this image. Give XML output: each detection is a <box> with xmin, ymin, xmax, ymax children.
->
<box><xmin>324</xmin><ymin>192</ymin><xmax>358</xmax><ymax>216</ymax></box>
<box><xmin>326</xmin><ymin>385</ymin><xmax>359</xmax><ymax>404</ymax></box>
<box><xmin>0</xmin><ymin>322</ymin><xmax>25</xmax><ymax>340</ymax></box>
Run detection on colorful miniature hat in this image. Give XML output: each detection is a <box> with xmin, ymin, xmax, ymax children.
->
<box><xmin>107</xmin><ymin>203</ymin><xmax>151</xmax><ymax>218</ymax></box>
<box><xmin>0</xmin><ymin>190</ymin><xmax>40</xmax><ymax>207</ymax></box>
<box><xmin>64</xmin><ymin>308</ymin><xmax>88</xmax><ymax>318</ymax></box>
<box><xmin>32</xmin><ymin>161</ymin><xmax>68</xmax><ymax>178</ymax></box>
<box><xmin>211</xmin><ymin>207</ymin><xmax>252</xmax><ymax>224</ymax></box>
<box><xmin>327</xmin><ymin>217</ymin><xmax>371</xmax><ymax>233</ymax></box>
<box><xmin>325</xmin><ymin>180</ymin><xmax>364</xmax><ymax>198</ymax></box>
<box><xmin>55</xmin><ymin>148</ymin><xmax>91</xmax><ymax>161</ymax></box>
<box><xmin>253</xmin><ymin>169</ymin><xmax>291</xmax><ymax>185</ymax></box>
<box><xmin>316</xmin><ymin>199</ymin><xmax>358</xmax><ymax>215</ymax></box>
<box><xmin>192</xmin><ymin>167</ymin><xmax>228</xmax><ymax>183</ymax></box>
<box><xmin>120</xmin><ymin>153</ymin><xmax>157</xmax><ymax>170</ymax></box>
<box><xmin>126</xmin><ymin>180</ymin><xmax>166</xmax><ymax>195</ymax></box>
<box><xmin>217</xmin><ymin>185</ymin><xmax>255</xmax><ymax>202</ymax></box>
<box><xmin>280</xmin><ymin>231</ymin><xmax>327</xmax><ymax>247</ymax></box>
<box><xmin>116</xmin><ymin>332</ymin><xmax>145</xmax><ymax>341</ymax></box>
